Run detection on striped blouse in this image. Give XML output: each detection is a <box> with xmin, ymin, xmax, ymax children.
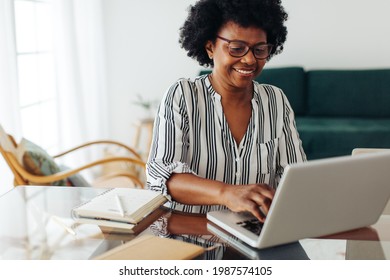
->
<box><xmin>146</xmin><ymin>75</ymin><xmax>306</xmax><ymax>214</ymax></box>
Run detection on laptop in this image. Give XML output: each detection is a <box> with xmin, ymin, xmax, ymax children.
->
<box><xmin>207</xmin><ymin>152</ymin><xmax>390</xmax><ymax>249</ymax></box>
<box><xmin>207</xmin><ymin>223</ymin><xmax>310</xmax><ymax>260</ymax></box>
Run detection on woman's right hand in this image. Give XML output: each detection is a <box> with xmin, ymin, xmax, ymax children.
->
<box><xmin>220</xmin><ymin>183</ymin><xmax>275</xmax><ymax>222</ymax></box>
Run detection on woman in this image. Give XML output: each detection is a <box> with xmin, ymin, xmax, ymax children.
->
<box><xmin>146</xmin><ymin>0</ymin><xmax>306</xmax><ymax>221</ymax></box>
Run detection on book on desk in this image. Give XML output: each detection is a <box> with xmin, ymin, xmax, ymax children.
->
<box><xmin>71</xmin><ymin>188</ymin><xmax>167</xmax><ymax>233</ymax></box>
<box><xmin>94</xmin><ymin>235</ymin><xmax>205</xmax><ymax>260</ymax></box>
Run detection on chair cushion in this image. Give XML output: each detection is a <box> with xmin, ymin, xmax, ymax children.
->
<box><xmin>58</xmin><ymin>164</ymin><xmax>91</xmax><ymax>187</ymax></box>
<box><xmin>16</xmin><ymin>138</ymin><xmax>67</xmax><ymax>186</ymax></box>
<box><xmin>0</xmin><ymin>124</ymin><xmax>17</xmax><ymax>154</ymax></box>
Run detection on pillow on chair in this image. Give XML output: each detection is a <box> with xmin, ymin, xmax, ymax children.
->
<box><xmin>16</xmin><ymin>138</ymin><xmax>67</xmax><ymax>186</ymax></box>
<box><xmin>58</xmin><ymin>164</ymin><xmax>91</xmax><ymax>187</ymax></box>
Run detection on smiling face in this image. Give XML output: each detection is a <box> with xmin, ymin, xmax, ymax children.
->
<box><xmin>206</xmin><ymin>21</ymin><xmax>268</xmax><ymax>94</ymax></box>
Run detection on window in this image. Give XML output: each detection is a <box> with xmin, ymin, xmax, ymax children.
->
<box><xmin>13</xmin><ymin>0</ymin><xmax>59</xmax><ymax>153</ymax></box>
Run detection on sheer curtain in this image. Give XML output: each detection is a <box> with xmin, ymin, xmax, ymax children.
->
<box><xmin>0</xmin><ymin>0</ymin><xmax>21</xmax><ymax>135</ymax></box>
<box><xmin>0</xmin><ymin>0</ymin><xmax>21</xmax><ymax>191</ymax></box>
<box><xmin>0</xmin><ymin>0</ymin><xmax>109</xmax><ymax>191</ymax></box>
<box><xmin>52</xmin><ymin>0</ymin><xmax>109</xmax><ymax>151</ymax></box>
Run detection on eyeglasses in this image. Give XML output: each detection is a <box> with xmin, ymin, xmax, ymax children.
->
<box><xmin>216</xmin><ymin>36</ymin><xmax>273</xmax><ymax>60</ymax></box>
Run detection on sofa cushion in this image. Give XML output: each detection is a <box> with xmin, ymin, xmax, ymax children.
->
<box><xmin>255</xmin><ymin>67</ymin><xmax>306</xmax><ymax>116</ymax></box>
<box><xmin>307</xmin><ymin>69</ymin><xmax>390</xmax><ymax>117</ymax></box>
<box><xmin>296</xmin><ymin>117</ymin><xmax>390</xmax><ymax>159</ymax></box>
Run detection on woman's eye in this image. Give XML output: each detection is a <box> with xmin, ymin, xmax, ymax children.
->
<box><xmin>230</xmin><ymin>46</ymin><xmax>246</xmax><ymax>54</ymax></box>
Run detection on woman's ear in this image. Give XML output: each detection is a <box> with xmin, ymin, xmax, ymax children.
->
<box><xmin>205</xmin><ymin>41</ymin><xmax>214</xmax><ymax>60</ymax></box>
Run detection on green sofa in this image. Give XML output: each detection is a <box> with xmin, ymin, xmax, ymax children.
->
<box><xmin>199</xmin><ymin>67</ymin><xmax>390</xmax><ymax>160</ymax></box>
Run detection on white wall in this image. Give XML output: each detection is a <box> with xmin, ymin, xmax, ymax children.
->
<box><xmin>102</xmin><ymin>0</ymin><xmax>390</xmax><ymax>145</ymax></box>
<box><xmin>271</xmin><ymin>0</ymin><xmax>390</xmax><ymax>69</ymax></box>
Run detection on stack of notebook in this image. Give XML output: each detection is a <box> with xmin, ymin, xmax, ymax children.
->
<box><xmin>72</xmin><ymin>188</ymin><xmax>167</xmax><ymax>233</ymax></box>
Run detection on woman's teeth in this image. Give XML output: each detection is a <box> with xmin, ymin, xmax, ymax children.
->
<box><xmin>235</xmin><ymin>69</ymin><xmax>254</xmax><ymax>74</ymax></box>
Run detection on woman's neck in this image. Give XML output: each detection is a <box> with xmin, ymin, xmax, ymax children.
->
<box><xmin>209</xmin><ymin>73</ymin><xmax>253</xmax><ymax>106</ymax></box>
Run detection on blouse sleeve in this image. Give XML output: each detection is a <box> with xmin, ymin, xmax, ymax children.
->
<box><xmin>146</xmin><ymin>80</ymin><xmax>196</xmax><ymax>196</ymax></box>
<box><xmin>276</xmin><ymin>93</ymin><xmax>307</xmax><ymax>183</ymax></box>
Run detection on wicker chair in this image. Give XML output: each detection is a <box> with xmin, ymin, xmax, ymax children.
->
<box><xmin>0</xmin><ymin>124</ymin><xmax>146</xmax><ymax>188</ymax></box>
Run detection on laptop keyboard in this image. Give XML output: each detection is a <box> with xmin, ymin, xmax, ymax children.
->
<box><xmin>236</xmin><ymin>218</ymin><xmax>263</xmax><ymax>235</ymax></box>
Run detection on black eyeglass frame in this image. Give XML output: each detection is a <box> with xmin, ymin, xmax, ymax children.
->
<box><xmin>216</xmin><ymin>35</ymin><xmax>274</xmax><ymax>60</ymax></box>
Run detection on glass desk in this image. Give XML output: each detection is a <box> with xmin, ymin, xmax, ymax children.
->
<box><xmin>0</xmin><ymin>186</ymin><xmax>389</xmax><ymax>260</ymax></box>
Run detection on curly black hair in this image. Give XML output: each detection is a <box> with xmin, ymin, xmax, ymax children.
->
<box><xmin>179</xmin><ymin>0</ymin><xmax>288</xmax><ymax>67</ymax></box>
